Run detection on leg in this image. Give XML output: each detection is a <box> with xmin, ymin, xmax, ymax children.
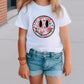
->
<box><xmin>29</xmin><ymin>73</ymin><xmax>44</xmax><ymax>84</ymax></box>
<box><xmin>45</xmin><ymin>75</ymin><xmax>62</xmax><ymax>84</ymax></box>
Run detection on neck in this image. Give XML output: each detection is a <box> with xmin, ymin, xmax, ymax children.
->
<box><xmin>34</xmin><ymin>0</ymin><xmax>50</xmax><ymax>6</ymax></box>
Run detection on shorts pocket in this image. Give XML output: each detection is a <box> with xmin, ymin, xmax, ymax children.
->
<box><xmin>26</xmin><ymin>53</ymin><xmax>34</xmax><ymax>61</ymax></box>
<box><xmin>52</xmin><ymin>52</ymin><xmax>63</xmax><ymax>63</ymax></box>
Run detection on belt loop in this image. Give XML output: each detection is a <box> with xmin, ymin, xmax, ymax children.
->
<box><xmin>50</xmin><ymin>52</ymin><xmax>52</xmax><ymax>58</ymax></box>
<box><xmin>50</xmin><ymin>52</ymin><xmax>54</xmax><ymax>57</ymax></box>
<box><xmin>30</xmin><ymin>48</ymin><xmax>34</xmax><ymax>57</ymax></box>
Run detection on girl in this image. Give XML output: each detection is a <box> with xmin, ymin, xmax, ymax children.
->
<box><xmin>15</xmin><ymin>0</ymin><xmax>72</xmax><ymax>84</ymax></box>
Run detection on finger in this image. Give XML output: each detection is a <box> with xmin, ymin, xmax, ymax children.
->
<box><xmin>24</xmin><ymin>74</ymin><xmax>28</xmax><ymax>79</ymax></box>
<box><xmin>68</xmin><ymin>72</ymin><xmax>70</xmax><ymax>76</ymax></box>
<box><xmin>25</xmin><ymin>74</ymin><xmax>28</xmax><ymax>80</ymax></box>
<box><xmin>68</xmin><ymin>73</ymin><xmax>70</xmax><ymax>76</ymax></box>
<box><xmin>27</xmin><ymin>70</ymin><xmax>30</xmax><ymax>76</ymax></box>
<box><xmin>67</xmin><ymin>73</ymin><xmax>69</xmax><ymax>76</ymax></box>
<box><xmin>63</xmin><ymin>69</ymin><xmax>66</xmax><ymax>73</ymax></box>
<box><xmin>65</xmin><ymin>72</ymin><xmax>68</xmax><ymax>76</ymax></box>
<box><xmin>68</xmin><ymin>72</ymin><xmax>71</xmax><ymax>75</ymax></box>
<box><xmin>21</xmin><ymin>74</ymin><xmax>24</xmax><ymax>78</ymax></box>
<box><xmin>27</xmin><ymin>72</ymin><xmax>29</xmax><ymax>76</ymax></box>
<box><xmin>21</xmin><ymin>75</ymin><xmax>25</xmax><ymax>79</ymax></box>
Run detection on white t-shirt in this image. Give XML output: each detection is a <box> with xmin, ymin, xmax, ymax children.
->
<box><xmin>14</xmin><ymin>1</ymin><xmax>71</xmax><ymax>53</ymax></box>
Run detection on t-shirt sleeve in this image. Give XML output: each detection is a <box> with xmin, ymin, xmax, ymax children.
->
<box><xmin>59</xmin><ymin>4</ymin><xmax>71</xmax><ymax>27</ymax></box>
<box><xmin>14</xmin><ymin>6</ymin><xmax>29</xmax><ymax>30</ymax></box>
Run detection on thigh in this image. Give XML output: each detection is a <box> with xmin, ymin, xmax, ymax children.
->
<box><xmin>29</xmin><ymin>74</ymin><xmax>43</xmax><ymax>84</ymax></box>
<box><xmin>45</xmin><ymin>76</ymin><xmax>62</xmax><ymax>84</ymax></box>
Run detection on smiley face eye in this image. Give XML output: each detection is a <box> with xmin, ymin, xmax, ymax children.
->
<box><xmin>39</xmin><ymin>20</ymin><xmax>42</xmax><ymax>27</ymax></box>
<box><xmin>46</xmin><ymin>20</ymin><xmax>48</xmax><ymax>27</ymax></box>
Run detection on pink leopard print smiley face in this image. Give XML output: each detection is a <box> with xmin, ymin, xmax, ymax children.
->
<box><xmin>32</xmin><ymin>15</ymin><xmax>55</xmax><ymax>38</ymax></box>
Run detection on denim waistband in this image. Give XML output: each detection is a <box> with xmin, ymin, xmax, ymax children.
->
<box><xmin>27</xmin><ymin>48</ymin><xmax>63</xmax><ymax>57</ymax></box>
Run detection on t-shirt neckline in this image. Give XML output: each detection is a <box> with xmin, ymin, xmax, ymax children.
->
<box><xmin>32</xmin><ymin>1</ymin><xmax>51</xmax><ymax>9</ymax></box>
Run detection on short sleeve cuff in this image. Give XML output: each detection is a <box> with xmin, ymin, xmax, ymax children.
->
<box><xmin>14</xmin><ymin>6</ymin><xmax>29</xmax><ymax>30</ymax></box>
<box><xmin>14</xmin><ymin>20</ymin><xmax>28</xmax><ymax>30</ymax></box>
<box><xmin>59</xmin><ymin>19</ymin><xmax>71</xmax><ymax>27</ymax></box>
<box><xmin>59</xmin><ymin>4</ymin><xmax>72</xmax><ymax>27</ymax></box>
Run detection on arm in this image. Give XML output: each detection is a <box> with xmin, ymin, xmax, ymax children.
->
<box><xmin>59</xmin><ymin>25</ymin><xmax>72</xmax><ymax>76</ymax></box>
<box><xmin>18</xmin><ymin>28</ymin><xmax>27</xmax><ymax>65</ymax></box>
<box><xmin>18</xmin><ymin>28</ymin><xmax>29</xmax><ymax>80</ymax></box>
<box><xmin>59</xmin><ymin>25</ymin><xmax>71</xmax><ymax>62</ymax></box>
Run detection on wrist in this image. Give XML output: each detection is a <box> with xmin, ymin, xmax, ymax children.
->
<box><xmin>19</xmin><ymin>59</ymin><xmax>26</xmax><ymax>63</ymax></box>
<box><xmin>19</xmin><ymin>61</ymin><xmax>27</xmax><ymax>65</ymax></box>
<box><xmin>64</xmin><ymin>55</ymin><xmax>71</xmax><ymax>61</ymax></box>
<box><xmin>64</xmin><ymin>59</ymin><xmax>72</xmax><ymax>64</ymax></box>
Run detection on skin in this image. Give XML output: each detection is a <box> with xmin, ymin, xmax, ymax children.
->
<box><xmin>18</xmin><ymin>28</ymin><xmax>29</xmax><ymax>79</ymax></box>
<box><xmin>18</xmin><ymin>0</ymin><xmax>72</xmax><ymax>84</ymax></box>
<box><xmin>59</xmin><ymin>25</ymin><xmax>72</xmax><ymax>77</ymax></box>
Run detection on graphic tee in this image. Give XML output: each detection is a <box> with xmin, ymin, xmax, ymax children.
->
<box><xmin>14</xmin><ymin>1</ymin><xmax>71</xmax><ymax>53</ymax></box>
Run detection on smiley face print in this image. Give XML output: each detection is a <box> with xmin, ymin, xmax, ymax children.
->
<box><xmin>32</xmin><ymin>15</ymin><xmax>55</xmax><ymax>38</ymax></box>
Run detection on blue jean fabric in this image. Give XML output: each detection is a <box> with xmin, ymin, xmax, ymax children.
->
<box><xmin>26</xmin><ymin>48</ymin><xmax>64</xmax><ymax>78</ymax></box>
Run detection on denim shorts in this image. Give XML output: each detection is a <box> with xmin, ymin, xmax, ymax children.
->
<box><xmin>26</xmin><ymin>48</ymin><xmax>64</xmax><ymax>78</ymax></box>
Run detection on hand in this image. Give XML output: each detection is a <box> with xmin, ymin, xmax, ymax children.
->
<box><xmin>18</xmin><ymin>64</ymin><xmax>30</xmax><ymax>80</ymax></box>
<box><xmin>63</xmin><ymin>61</ymin><xmax>72</xmax><ymax>76</ymax></box>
